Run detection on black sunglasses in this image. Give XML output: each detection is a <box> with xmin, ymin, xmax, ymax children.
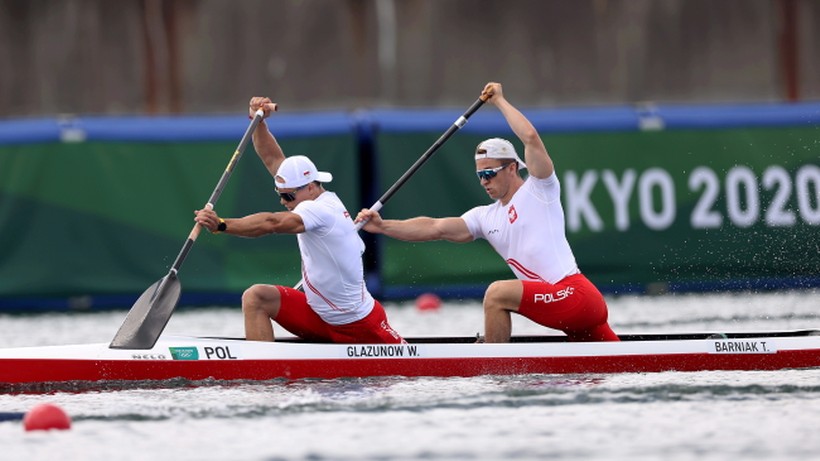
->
<box><xmin>276</xmin><ymin>183</ymin><xmax>309</xmax><ymax>202</ymax></box>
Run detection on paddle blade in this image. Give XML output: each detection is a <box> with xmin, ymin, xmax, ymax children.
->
<box><xmin>109</xmin><ymin>273</ymin><xmax>181</xmax><ymax>350</ymax></box>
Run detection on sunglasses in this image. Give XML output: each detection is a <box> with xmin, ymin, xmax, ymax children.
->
<box><xmin>276</xmin><ymin>183</ymin><xmax>309</xmax><ymax>202</ymax></box>
<box><xmin>476</xmin><ymin>163</ymin><xmax>511</xmax><ymax>181</ymax></box>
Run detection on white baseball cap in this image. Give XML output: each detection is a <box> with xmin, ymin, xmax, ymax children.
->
<box><xmin>274</xmin><ymin>155</ymin><xmax>333</xmax><ymax>189</ymax></box>
<box><xmin>474</xmin><ymin>138</ymin><xmax>527</xmax><ymax>169</ymax></box>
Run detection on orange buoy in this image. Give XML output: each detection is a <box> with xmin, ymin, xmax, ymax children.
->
<box><xmin>23</xmin><ymin>403</ymin><xmax>71</xmax><ymax>431</ymax></box>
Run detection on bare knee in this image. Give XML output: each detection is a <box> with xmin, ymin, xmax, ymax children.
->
<box><xmin>242</xmin><ymin>284</ymin><xmax>280</xmax><ymax>317</ymax></box>
<box><xmin>483</xmin><ymin>281</ymin><xmax>504</xmax><ymax>312</ymax></box>
<box><xmin>241</xmin><ymin>285</ymin><xmax>263</xmax><ymax>309</ymax></box>
<box><xmin>483</xmin><ymin>280</ymin><xmax>521</xmax><ymax>313</ymax></box>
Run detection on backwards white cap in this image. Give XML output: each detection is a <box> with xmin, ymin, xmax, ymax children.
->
<box><xmin>474</xmin><ymin>138</ymin><xmax>527</xmax><ymax>169</ymax></box>
<box><xmin>274</xmin><ymin>155</ymin><xmax>333</xmax><ymax>189</ymax></box>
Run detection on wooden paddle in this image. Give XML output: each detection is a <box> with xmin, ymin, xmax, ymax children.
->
<box><xmin>294</xmin><ymin>94</ymin><xmax>488</xmax><ymax>290</ymax></box>
<box><xmin>110</xmin><ymin>108</ymin><xmax>269</xmax><ymax>349</ymax></box>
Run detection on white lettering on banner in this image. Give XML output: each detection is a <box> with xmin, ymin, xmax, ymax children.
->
<box><xmin>725</xmin><ymin>166</ymin><xmax>759</xmax><ymax>228</ymax></box>
<box><xmin>638</xmin><ymin>168</ymin><xmax>676</xmax><ymax>230</ymax></box>
<box><xmin>796</xmin><ymin>164</ymin><xmax>820</xmax><ymax>225</ymax></box>
<box><xmin>563</xmin><ymin>163</ymin><xmax>819</xmax><ymax>232</ymax></box>
<box><xmin>689</xmin><ymin>166</ymin><xmax>723</xmax><ymax>229</ymax></box>
<box><xmin>689</xmin><ymin>167</ymin><xmax>723</xmax><ymax>228</ymax></box>
<box><xmin>763</xmin><ymin>166</ymin><xmax>796</xmax><ymax>226</ymax></box>
<box><xmin>565</xmin><ymin>170</ymin><xmax>603</xmax><ymax>232</ymax></box>
<box><xmin>602</xmin><ymin>169</ymin><xmax>636</xmax><ymax>231</ymax></box>
<box><xmin>689</xmin><ymin>164</ymin><xmax>818</xmax><ymax>229</ymax></box>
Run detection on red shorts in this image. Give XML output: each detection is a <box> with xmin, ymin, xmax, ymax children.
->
<box><xmin>274</xmin><ymin>286</ymin><xmax>404</xmax><ymax>344</ymax></box>
<box><xmin>518</xmin><ymin>274</ymin><xmax>619</xmax><ymax>342</ymax></box>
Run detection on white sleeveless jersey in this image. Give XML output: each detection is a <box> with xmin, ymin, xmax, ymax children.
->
<box><xmin>461</xmin><ymin>173</ymin><xmax>579</xmax><ymax>284</ymax></box>
<box><xmin>292</xmin><ymin>191</ymin><xmax>374</xmax><ymax>325</ymax></box>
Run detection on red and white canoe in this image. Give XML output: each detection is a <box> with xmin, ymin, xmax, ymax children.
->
<box><xmin>2</xmin><ymin>330</ymin><xmax>820</xmax><ymax>390</ymax></box>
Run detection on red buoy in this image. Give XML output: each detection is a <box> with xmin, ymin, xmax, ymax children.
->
<box><xmin>415</xmin><ymin>293</ymin><xmax>442</xmax><ymax>311</ymax></box>
<box><xmin>23</xmin><ymin>403</ymin><xmax>71</xmax><ymax>431</ymax></box>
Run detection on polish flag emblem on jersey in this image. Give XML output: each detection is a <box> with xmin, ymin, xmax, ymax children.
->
<box><xmin>508</xmin><ymin>204</ymin><xmax>518</xmax><ymax>224</ymax></box>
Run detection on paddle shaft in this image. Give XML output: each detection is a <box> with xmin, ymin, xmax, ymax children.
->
<box><xmin>170</xmin><ymin>109</ymin><xmax>265</xmax><ymax>274</ymax></box>
<box><xmin>294</xmin><ymin>96</ymin><xmax>487</xmax><ymax>290</ymax></box>
<box><xmin>363</xmin><ymin>96</ymin><xmax>486</xmax><ymax>220</ymax></box>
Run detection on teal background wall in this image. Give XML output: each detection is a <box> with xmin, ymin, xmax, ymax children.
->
<box><xmin>0</xmin><ymin>115</ymin><xmax>360</xmax><ymax>309</ymax></box>
<box><xmin>0</xmin><ymin>103</ymin><xmax>818</xmax><ymax>310</ymax></box>
<box><xmin>375</xmin><ymin>124</ymin><xmax>819</xmax><ymax>296</ymax></box>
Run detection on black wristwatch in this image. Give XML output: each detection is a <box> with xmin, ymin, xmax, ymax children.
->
<box><xmin>216</xmin><ymin>218</ymin><xmax>227</xmax><ymax>233</ymax></box>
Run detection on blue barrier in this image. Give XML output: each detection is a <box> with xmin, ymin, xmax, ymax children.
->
<box><xmin>4</xmin><ymin>100</ymin><xmax>820</xmax><ymax>145</ymax></box>
<box><xmin>656</xmin><ymin>101</ymin><xmax>820</xmax><ymax>129</ymax></box>
<box><xmin>0</xmin><ymin>118</ymin><xmax>62</xmax><ymax>145</ymax></box>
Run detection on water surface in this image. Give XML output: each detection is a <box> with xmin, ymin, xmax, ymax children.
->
<box><xmin>1</xmin><ymin>290</ymin><xmax>818</xmax><ymax>460</ymax></box>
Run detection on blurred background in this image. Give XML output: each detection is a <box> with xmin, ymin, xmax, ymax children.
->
<box><xmin>2</xmin><ymin>0</ymin><xmax>818</xmax><ymax>116</ymax></box>
<box><xmin>0</xmin><ymin>0</ymin><xmax>818</xmax><ymax>311</ymax></box>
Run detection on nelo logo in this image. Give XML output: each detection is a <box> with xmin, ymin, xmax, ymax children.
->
<box><xmin>131</xmin><ymin>353</ymin><xmax>167</xmax><ymax>360</ymax></box>
<box><xmin>533</xmin><ymin>287</ymin><xmax>575</xmax><ymax>304</ymax></box>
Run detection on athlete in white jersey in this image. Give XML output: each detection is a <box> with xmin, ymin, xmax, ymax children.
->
<box><xmin>293</xmin><ymin>190</ymin><xmax>374</xmax><ymax>325</ymax></box>
<box><xmin>193</xmin><ymin>97</ymin><xmax>403</xmax><ymax>344</ymax></box>
<box><xmin>357</xmin><ymin>82</ymin><xmax>618</xmax><ymax>343</ymax></box>
<box><xmin>461</xmin><ymin>173</ymin><xmax>579</xmax><ymax>285</ymax></box>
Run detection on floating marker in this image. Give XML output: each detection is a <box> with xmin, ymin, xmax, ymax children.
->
<box><xmin>415</xmin><ymin>293</ymin><xmax>442</xmax><ymax>311</ymax></box>
<box><xmin>23</xmin><ymin>403</ymin><xmax>71</xmax><ymax>431</ymax></box>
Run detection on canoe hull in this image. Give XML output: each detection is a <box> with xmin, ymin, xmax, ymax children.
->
<box><xmin>3</xmin><ymin>351</ymin><xmax>820</xmax><ymax>384</ymax></box>
<box><xmin>2</xmin><ymin>332</ymin><xmax>819</xmax><ymax>387</ymax></box>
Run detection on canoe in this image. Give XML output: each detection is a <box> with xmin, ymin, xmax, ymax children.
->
<box><xmin>2</xmin><ymin>329</ymin><xmax>819</xmax><ymax>391</ymax></box>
